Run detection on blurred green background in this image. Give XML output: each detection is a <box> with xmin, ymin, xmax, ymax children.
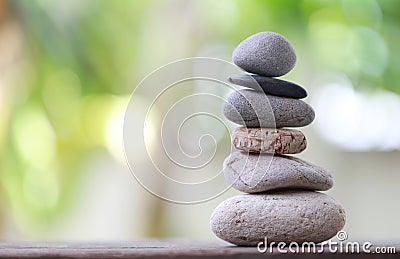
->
<box><xmin>1</xmin><ymin>0</ymin><xmax>400</xmax><ymax>240</ymax></box>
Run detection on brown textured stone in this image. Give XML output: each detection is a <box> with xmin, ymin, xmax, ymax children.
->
<box><xmin>232</xmin><ymin>127</ymin><xmax>306</xmax><ymax>154</ymax></box>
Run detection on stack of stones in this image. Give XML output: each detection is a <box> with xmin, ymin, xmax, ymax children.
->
<box><xmin>210</xmin><ymin>32</ymin><xmax>346</xmax><ymax>246</ymax></box>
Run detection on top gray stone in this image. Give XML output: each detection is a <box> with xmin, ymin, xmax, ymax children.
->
<box><xmin>232</xmin><ymin>32</ymin><xmax>297</xmax><ymax>77</ymax></box>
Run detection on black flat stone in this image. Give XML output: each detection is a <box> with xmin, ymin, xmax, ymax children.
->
<box><xmin>229</xmin><ymin>74</ymin><xmax>307</xmax><ymax>99</ymax></box>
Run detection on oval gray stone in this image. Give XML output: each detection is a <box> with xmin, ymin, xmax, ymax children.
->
<box><xmin>232</xmin><ymin>32</ymin><xmax>297</xmax><ymax>77</ymax></box>
<box><xmin>210</xmin><ymin>191</ymin><xmax>346</xmax><ymax>246</ymax></box>
<box><xmin>222</xmin><ymin>89</ymin><xmax>315</xmax><ymax>128</ymax></box>
<box><xmin>223</xmin><ymin>151</ymin><xmax>333</xmax><ymax>193</ymax></box>
<box><xmin>232</xmin><ymin>127</ymin><xmax>307</xmax><ymax>154</ymax></box>
<box><xmin>229</xmin><ymin>74</ymin><xmax>307</xmax><ymax>99</ymax></box>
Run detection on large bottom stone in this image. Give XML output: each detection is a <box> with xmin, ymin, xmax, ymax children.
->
<box><xmin>210</xmin><ymin>191</ymin><xmax>346</xmax><ymax>246</ymax></box>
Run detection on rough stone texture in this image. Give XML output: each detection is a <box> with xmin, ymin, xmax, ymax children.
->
<box><xmin>232</xmin><ymin>128</ymin><xmax>306</xmax><ymax>154</ymax></box>
<box><xmin>210</xmin><ymin>191</ymin><xmax>346</xmax><ymax>246</ymax></box>
<box><xmin>229</xmin><ymin>74</ymin><xmax>307</xmax><ymax>99</ymax></box>
<box><xmin>232</xmin><ymin>32</ymin><xmax>297</xmax><ymax>77</ymax></box>
<box><xmin>223</xmin><ymin>151</ymin><xmax>333</xmax><ymax>193</ymax></box>
<box><xmin>222</xmin><ymin>89</ymin><xmax>315</xmax><ymax>128</ymax></box>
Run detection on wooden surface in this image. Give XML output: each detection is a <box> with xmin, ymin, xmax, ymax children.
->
<box><xmin>0</xmin><ymin>239</ymin><xmax>398</xmax><ymax>258</ymax></box>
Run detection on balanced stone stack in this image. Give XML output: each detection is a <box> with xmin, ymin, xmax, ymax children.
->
<box><xmin>210</xmin><ymin>32</ymin><xmax>345</xmax><ymax>246</ymax></box>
